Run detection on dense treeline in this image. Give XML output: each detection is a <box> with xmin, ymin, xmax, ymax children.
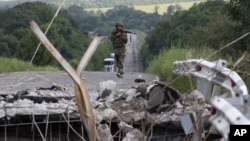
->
<box><xmin>227</xmin><ymin>0</ymin><xmax>250</xmax><ymax>84</ymax></box>
<box><xmin>0</xmin><ymin>2</ymin><xmax>92</xmax><ymax>68</ymax></box>
<box><xmin>141</xmin><ymin>0</ymin><xmax>249</xmax><ymax>67</ymax></box>
<box><xmin>142</xmin><ymin>0</ymin><xmax>250</xmax><ymax>86</ymax></box>
<box><xmin>67</xmin><ymin>5</ymin><xmax>161</xmax><ymax>35</ymax></box>
<box><xmin>0</xmin><ymin>2</ymin><xmax>161</xmax><ymax>71</ymax></box>
<box><xmin>0</xmin><ymin>0</ymin><xmax>203</xmax><ymax>9</ymax></box>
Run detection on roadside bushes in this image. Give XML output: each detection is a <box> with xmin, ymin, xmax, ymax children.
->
<box><xmin>145</xmin><ymin>46</ymin><xmax>222</xmax><ymax>92</ymax></box>
<box><xmin>0</xmin><ymin>57</ymin><xmax>58</xmax><ymax>72</ymax></box>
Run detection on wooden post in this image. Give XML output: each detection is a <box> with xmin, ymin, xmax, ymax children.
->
<box><xmin>30</xmin><ymin>20</ymin><xmax>102</xmax><ymax>141</ymax></box>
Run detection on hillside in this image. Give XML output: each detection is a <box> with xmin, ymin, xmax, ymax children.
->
<box><xmin>0</xmin><ymin>1</ymin><xmax>162</xmax><ymax>72</ymax></box>
<box><xmin>85</xmin><ymin>1</ymin><xmax>200</xmax><ymax>15</ymax></box>
<box><xmin>0</xmin><ymin>2</ymin><xmax>92</xmax><ymax>67</ymax></box>
<box><xmin>0</xmin><ymin>0</ymin><xmax>205</xmax><ymax>9</ymax></box>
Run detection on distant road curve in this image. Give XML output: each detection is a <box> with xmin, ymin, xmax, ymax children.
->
<box><xmin>124</xmin><ymin>33</ymin><xmax>143</xmax><ymax>73</ymax></box>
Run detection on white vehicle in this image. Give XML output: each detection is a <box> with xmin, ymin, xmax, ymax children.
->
<box><xmin>110</xmin><ymin>53</ymin><xmax>115</xmax><ymax>58</ymax></box>
<box><xmin>103</xmin><ymin>53</ymin><xmax>117</xmax><ymax>72</ymax></box>
<box><xmin>103</xmin><ymin>58</ymin><xmax>116</xmax><ymax>72</ymax></box>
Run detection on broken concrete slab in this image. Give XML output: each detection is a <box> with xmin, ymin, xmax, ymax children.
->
<box><xmin>118</xmin><ymin>121</ymin><xmax>134</xmax><ymax>133</ymax></box>
<box><xmin>122</xmin><ymin>129</ymin><xmax>145</xmax><ymax>141</ymax></box>
<box><xmin>0</xmin><ymin>99</ymin><xmax>78</xmax><ymax>119</ymax></box>
<box><xmin>97</xmin><ymin>124</ymin><xmax>114</xmax><ymax>141</ymax></box>
<box><xmin>0</xmin><ymin>72</ymin><xmax>221</xmax><ymax>141</ymax></box>
<box><xmin>99</xmin><ymin>80</ymin><xmax>117</xmax><ymax>92</ymax></box>
<box><xmin>99</xmin><ymin>108</ymin><xmax>118</xmax><ymax>121</ymax></box>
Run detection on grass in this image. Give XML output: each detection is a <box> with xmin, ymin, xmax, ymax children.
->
<box><xmin>133</xmin><ymin>1</ymin><xmax>202</xmax><ymax>14</ymax></box>
<box><xmin>146</xmin><ymin>47</ymin><xmax>223</xmax><ymax>92</ymax></box>
<box><xmin>0</xmin><ymin>57</ymin><xmax>58</xmax><ymax>72</ymax></box>
<box><xmin>85</xmin><ymin>1</ymin><xmax>205</xmax><ymax>15</ymax></box>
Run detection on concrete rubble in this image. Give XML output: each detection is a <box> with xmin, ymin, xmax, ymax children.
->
<box><xmin>0</xmin><ymin>76</ymin><xmax>220</xmax><ymax>141</ymax></box>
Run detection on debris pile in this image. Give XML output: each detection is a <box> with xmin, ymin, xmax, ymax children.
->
<box><xmin>0</xmin><ymin>77</ymin><xmax>216</xmax><ymax>141</ymax></box>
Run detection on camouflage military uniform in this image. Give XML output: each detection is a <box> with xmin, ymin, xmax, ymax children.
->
<box><xmin>110</xmin><ymin>22</ymin><xmax>128</xmax><ymax>77</ymax></box>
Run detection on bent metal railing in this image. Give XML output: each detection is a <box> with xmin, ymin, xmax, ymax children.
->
<box><xmin>174</xmin><ymin>59</ymin><xmax>250</xmax><ymax>141</ymax></box>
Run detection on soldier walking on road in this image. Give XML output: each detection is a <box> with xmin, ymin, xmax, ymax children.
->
<box><xmin>110</xmin><ymin>22</ymin><xmax>128</xmax><ymax>78</ymax></box>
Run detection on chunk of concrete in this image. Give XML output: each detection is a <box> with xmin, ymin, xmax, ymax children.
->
<box><xmin>183</xmin><ymin>90</ymin><xmax>205</xmax><ymax>106</ymax></box>
<box><xmin>125</xmin><ymin>88</ymin><xmax>139</xmax><ymax>102</ymax></box>
<box><xmin>118</xmin><ymin>121</ymin><xmax>134</xmax><ymax>133</ymax></box>
<box><xmin>125</xmin><ymin>88</ymin><xmax>137</xmax><ymax>96</ymax></box>
<box><xmin>97</xmin><ymin>124</ymin><xmax>114</xmax><ymax>141</ymax></box>
<box><xmin>99</xmin><ymin>80</ymin><xmax>117</xmax><ymax>92</ymax></box>
<box><xmin>122</xmin><ymin>129</ymin><xmax>145</xmax><ymax>141</ymax></box>
<box><xmin>93</xmin><ymin>109</ymin><xmax>103</xmax><ymax>124</ymax></box>
<box><xmin>100</xmin><ymin>108</ymin><xmax>118</xmax><ymax>120</ymax></box>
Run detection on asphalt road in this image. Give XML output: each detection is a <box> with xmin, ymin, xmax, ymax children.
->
<box><xmin>0</xmin><ymin>71</ymin><xmax>157</xmax><ymax>95</ymax></box>
<box><xmin>0</xmin><ymin>33</ymin><xmax>153</xmax><ymax>95</ymax></box>
<box><xmin>124</xmin><ymin>33</ymin><xmax>143</xmax><ymax>72</ymax></box>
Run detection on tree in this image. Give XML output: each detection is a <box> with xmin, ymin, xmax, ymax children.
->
<box><xmin>164</xmin><ymin>4</ymin><xmax>182</xmax><ymax>20</ymax></box>
<box><xmin>0</xmin><ymin>2</ymin><xmax>92</xmax><ymax>67</ymax></box>
<box><xmin>141</xmin><ymin>0</ymin><xmax>236</xmax><ymax>68</ymax></box>
<box><xmin>227</xmin><ymin>0</ymin><xmax>250</xmax><ymax>54</ymax></box>
<box><xmin>228</xmin><ymin>0</ymin><xmax>250</xmax><ymax>26</ymax></box>
<box><xmin>0</xmin><ymin>2</ymin><xmax>54</xmax><ymax>34</ymax></box>
<box><xmin>86</xmin><ymin>39</ymin><xmax>111</xmax><ymax>71</ymax></box>
<box><xmin>0</xmin><ymin>29</ymin><xmax>19</xmax><ymax>57</ymax></box>
<box><xmin>68</xmin><ymin>5</ymin><xmax>161</xmax><ymax>35</ymax></box>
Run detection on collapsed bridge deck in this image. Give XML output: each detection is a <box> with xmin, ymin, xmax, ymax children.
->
<box><xmin>0</xmin><ymin>71</ymin><xmax>221</xmax><ymax>141</ymax></box>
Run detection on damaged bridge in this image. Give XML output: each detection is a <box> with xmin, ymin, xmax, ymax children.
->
<box><xmin>1</xmin><ymin>21</ymin><xmax>248</xmax><ymax>141</ymax></box>
<box><xmin>0</xmin><ymin>70</ymin><xmax>219</xmax><ymax>141</ymax></box>
<box><xmin>1</xmin><ymin>58</ymin><xmax>248</xmax><ymax>141</ymax></box>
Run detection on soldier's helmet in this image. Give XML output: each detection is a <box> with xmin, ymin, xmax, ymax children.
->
<box><xmin>115</xmin><ymin>22</ymin><xmax>123</xmax><ymax>27</ymax></box>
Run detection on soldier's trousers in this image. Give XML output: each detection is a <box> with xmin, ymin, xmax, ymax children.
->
<box><xmin>114</xmin><ymin>47</ymin><xmax>126</xmax><ymax>74</ymax></box>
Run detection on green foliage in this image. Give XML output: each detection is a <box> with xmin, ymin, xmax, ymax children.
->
<box><xmin>226</xmin><ymin>0</ymin><xmax>250</xmax><ymax>56</ymax></box>
<box><xmin>68</xmin><ymin>5</ymin><xmax>161</xmax><ymax>35</ymax></box>
<box><xmin>228</xmin><ymin>0</ymin><xmax>250</xmax><ymax>26</ymax></box>
<box><xmin>132</xmin><ymin>29</ymin><xmax>147</xmax><ymax>50</ymax></box>
<box><xmin>0</xmin><ymin>57</ymin><xmax>58</xmax><ymax>72</ymax></box>
<box><xmin>0</xmin><ymin>31</ymin><xmax>19</xmax><ymax>57</ymax></box>
<box><xmin>144</xmin><ymin>20</ymin><xmax>171</xmax><ymax>55</ymax></box>
<box><xmin>142</xmin><ymin>0</ymin><xmax>249</xmax><ymax>88</ymax></box>
<box><xmin>165</xmin><ymin>4</ymin><xmax>183</xmax><ymax>19</ymax></box>
<box><xmin>0</xmin><ymin>2</ymin><xmax>161</xmax><ymax>71</ymax></box>
<box><xmin>227</xmin><ymin>54</ymin><xmax>250</xmax><ymax>89</ymax></box>
<box><xmin>0</xmin><ymin>2</ymin><xmax>92</xmax><ymax>68</ymax></box>
<box><xmin>141</xmin><ymin>0</ymin><xmax>238</xmax><ymax>68</ymax></box>
<box><xmin>0</xmin><ymin>2</ymin><xmax>53</xmax><ymax>34</ymax></box>
<box><xmin>0</xmin><ymin>0</ymin><xmax>201</xmax><ymax>9</ymax></box>
<box><xmin>169</xmin><ymin>0</ymin><xmax>230</xmax><ymax>47</ymax></box>
<box><xmin>86</xmin><ymin>38</ymin><xmax>112</xmax><ymax>71</ymax></box>
<box><xmin>146</xmin><ymin>47</ymin><xmax>222</xmax><ymax>92</ymax></box>
<box><xmin>67</xmin><ymin>5</ymin><xmax>104</xmax><ymax>33</ymax></box>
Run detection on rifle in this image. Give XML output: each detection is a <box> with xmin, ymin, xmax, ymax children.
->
<box><xmin>117</xmin><ymin>29</ymin><xmax>136</xmax><ymax>34</ymax></box>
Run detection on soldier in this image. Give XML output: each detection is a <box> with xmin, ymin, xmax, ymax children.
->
<box><xmin>110</xmin><ymin>22</ymin><xmax>128</xmax><ymax>78</ymax></box>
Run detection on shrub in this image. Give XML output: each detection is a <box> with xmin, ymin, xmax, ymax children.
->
<box><xmin>0</xmin><ymin>57</ymin><xmax>58</xmax><ymax>72</ymax></box>
<box><xmin>146</xmin><ymin>46</ymin><xmax>222</xmax><ymax>92</ymax></box>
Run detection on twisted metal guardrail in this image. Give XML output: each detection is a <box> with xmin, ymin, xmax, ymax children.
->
<box><xmin>174</xmin><ymin>59</ymin><xmax>250</xmax><ymax>141</ymax></box>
